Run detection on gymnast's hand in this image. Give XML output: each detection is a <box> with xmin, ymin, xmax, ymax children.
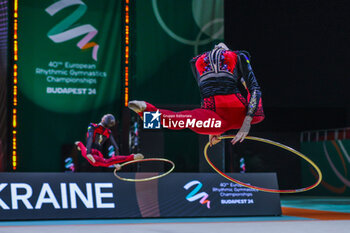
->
<box><xmin>209</xmin><ymin>134</ymin><xmax>221</xmax><ymax>147</ymax></box>
<box><xmin>231</xmin><ymin>116</ymin><xmax>252</xmax><ymax>145</ymax></box>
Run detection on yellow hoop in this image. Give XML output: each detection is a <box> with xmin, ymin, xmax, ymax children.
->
<box><xmin>204</xmin><ymin>135</ymin><xmax>322</xmax><ymax>193</ymax></box>
<box><xmin>113</xmin><ymin>158</ymin><xmax>175</xmax><ymax>182</ymax></box>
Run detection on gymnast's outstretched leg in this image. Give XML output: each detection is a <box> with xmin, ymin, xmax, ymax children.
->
<box><xmin>129</xmin><ymin>100</ymin><xmax>230</xmax><ymax>135</ymax></box>
<box><xmin>75</xmin><ymin>141</ymin><xmax>144</xmax><ymax>167</ymax></box>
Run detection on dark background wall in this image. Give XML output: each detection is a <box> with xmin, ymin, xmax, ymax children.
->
<box><xmin>225</xmin><ymin>0</ymin><xmax>350</xmax><ymax>132</ymax></box>
<box><xmin>224</xmin><ymin>0</ymin><xmax>349</xmax><ymax>189</ymax></box>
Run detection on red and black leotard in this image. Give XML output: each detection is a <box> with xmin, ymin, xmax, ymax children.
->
<box><xmin>76</xmin><ymin>123</ymin><xmax>134</xmax><ymax>167</ymax></box>
<box><xmin>140</xmin><ymin>48</ymin><xmax>264</xmax><ymax>135</ymax></box>
<box><xmin>190</xmin><ymin>49</ymin><xmax>263</xmax><ymax>117</ymax></box>
<box><xmin>86</xmin><ymin>123</ymin><xmax>116</xmax><ymax>154</ymax></box>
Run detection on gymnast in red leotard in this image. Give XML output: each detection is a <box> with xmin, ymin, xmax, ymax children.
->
<box><xmin>129</xmin><ymin>43</ymin><xmax>264</xmax><ymax>146</ymax></box>
<box><xmin>75</xmin><ymin>114</ymin><xmax>143</xmax><ymax>169</ymax></box>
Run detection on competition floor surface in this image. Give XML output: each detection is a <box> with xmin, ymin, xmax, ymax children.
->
<box><xmin>0</xmin><ymin>196</ymin><xmax>349</xmax><ymax>233</ymax></box>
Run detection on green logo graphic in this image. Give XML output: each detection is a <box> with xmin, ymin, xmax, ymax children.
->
<box><xmin>18</xmin><ymin>0</ymin><xmax>121</xmax><ymax>113</ymax></box>
<box><xmin>46</xmin><ymin>0</ymin><xmax>100</xmax><ymax>61</ymax></box>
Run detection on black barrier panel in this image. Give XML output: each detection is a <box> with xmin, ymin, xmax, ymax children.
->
<box><xmin>0</xmin><ymin>173</ymin><xmax>281</xmax><ymax>220</ymax></box>
<box><xmin>158</xmin><ymin>173</ymin><xmax>281</xmax><ymax>217</ymax></box>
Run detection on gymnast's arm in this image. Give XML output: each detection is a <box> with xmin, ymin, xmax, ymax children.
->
<box><xmin>239</xmin><ymin>52</ymin><xmax>262</xmax><ymax>117</ymax></box>
<box><xmin>232</xmin><ymin>52</ymin><xmax>261</xmax><ymax>144</ymax></box>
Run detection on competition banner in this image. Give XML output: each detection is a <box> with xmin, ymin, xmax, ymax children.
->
<box><xmin>133</xmin><ymin>0</ymin><xmax>224</xmax><ymax>170</ymax></box>
<box><xmin>17</xmin><ymin>0</ymin><xmax>122</xmax><ymax>171</ymax></box>
<box><xmin>0</xmin><ymin>172</ymin><xmax>281</xmax><ymax>220</ymax></box>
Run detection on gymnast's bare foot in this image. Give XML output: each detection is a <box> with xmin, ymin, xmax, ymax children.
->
<box><xmin>133</xmin><ymin>153</ymin><xmax>144</xmax><ymax>160</ymax></box>
<box><xmin>128</xmin><ymin>100</ymin><xmax>147</xmax><ymax>113</ymax></box>
<box><xmin>75</xmin><ymin>141</ymin><xmax>81</xmax><ymax>151</ymax></box>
